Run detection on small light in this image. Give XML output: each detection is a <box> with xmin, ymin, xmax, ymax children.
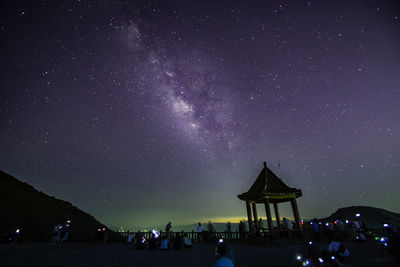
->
<box><xmin>308</xmin><ymin>241</ymin><xmax>313</xmax><ymax>245</ymax></box>
<box><xmin>384</xmin><ymin>242</ymin><xmax>388</xmax><ymax>247</ymax></box>
<box><xmin>151</xmin><ymin>229</ymin><xmax>160</xmax><ymax>238</ymax></box>
<box><xmin>331</xmin><ymin>256</ymin><xmax>336</xmax><ymax>260</ymax></box>
<box><xmin>383</xmin><ymin>223</ymin><xmax>389</xmax><ymax>227</ymax></box>
<box><xmin>319</xmin><ymin>222</ymin><xmax>322</xmax><ymax>225</ymax></box>
<box><xmin>356</xmin><ymin>213</ymin><xmax>361</xmax><ymax>217</ymax></box>
<box><xmin>318</xmin><ymin>258</ymin><xmax>324</xmax><ymax>263</ymax></box>
<box><xmin>326</xmin><ymin>223</ymin><xmax>329</xmax><ymax>226</ymax></box>
<box><xmin>297</xmin><ymin>255</ymin><xmax>302</xmax><ymax>261</ymax></box>
<box><xmin>16</xmin><ymin>229</ymin><xmax>20</xmax><ymax>234</ymax></box>
<box><xmin>346</xmin><ymin>220</ymin><xmax>349</xmax><ymax>224</ymax></box>
<box><xmin>303</xmin><ymin>259</ymin><xmax>310</xmax><ymax>266</ymax></box>
<box><xmin>381</xmin><ymin>237</ymin><xmax>386</xmax><ymax>242</ymax></box>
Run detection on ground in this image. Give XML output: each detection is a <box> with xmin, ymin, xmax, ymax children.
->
<box><xmin>1</xmin><ymin>240</ymin><xmax>398</xmax><ymax>266</ymax></box>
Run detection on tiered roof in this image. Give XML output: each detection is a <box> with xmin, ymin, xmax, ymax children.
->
<box><xmin>238</xmin><ymin>162</ymin><xmax>302</xmax><ymax>203</ymax></box>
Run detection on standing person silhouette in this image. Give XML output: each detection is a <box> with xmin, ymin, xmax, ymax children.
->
<box><xmin>197</xmin><ymin>222</ymin><xmax>203</xmax><ymax>243</ymax></box>
<box><xmin>258</xmin><ymin>218</ymin><xmax>264</xmax><ymax>233</ymax></box>
<box><xmin>226</xmin><ymin>222</ymin><xmax>232</xmax><ymax>239</ymax></box>
<box><xmin>239</xmin><ymin>220</ymin><xmax>245</xmax><ymax>240</ymax></box>
<box><xmin>166</xmin><ymin>221</ymin><xmax>172</xmax><ymax>238</ymax></box>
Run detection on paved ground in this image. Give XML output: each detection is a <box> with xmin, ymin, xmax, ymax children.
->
<box><xmin>0</xmin><ymin>240</ymin><xmax>398</xmax><ymax>266</ymax></box>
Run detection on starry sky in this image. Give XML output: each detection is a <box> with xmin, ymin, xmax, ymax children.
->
<box><xmin>1</xmin><ymin>0</ymin><xmax>399</xmax><ymax>230</ymax></box>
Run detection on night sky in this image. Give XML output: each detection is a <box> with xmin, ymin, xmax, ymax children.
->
<box><xmin>1</xmin><ymin>0</ymin><xmax>399</xmax><ymax>230</ymax></box>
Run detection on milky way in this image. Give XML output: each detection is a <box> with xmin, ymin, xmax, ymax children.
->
<box><xmin>118</xmin><ymin>19</ymin><xmax>239</xmax><ymax>157</ymax></box>
<box><xmin>0</xmin><ymin>0</ymin><xmax>399</xmax><ymax>230</ymax></box>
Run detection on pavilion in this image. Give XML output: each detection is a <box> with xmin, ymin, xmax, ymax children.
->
<box><xmin>238</xmin><ymin>162</ymin><xmax>303</xmax><ymax>235</ymax></box>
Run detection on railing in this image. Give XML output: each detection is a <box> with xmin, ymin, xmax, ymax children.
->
<box><xmin>118</xmin><ymin>229</ymin><xmax>302</xmax><ymax>241</ymax></box>
<box><xmin>120</xmin><ymin>230</ymin><xmax>246</xmax><ymax>241</ymax></box>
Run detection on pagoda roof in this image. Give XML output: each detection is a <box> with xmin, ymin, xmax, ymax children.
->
<box><xmin>238</xmin><ymin>162</ymin><xmax>302</xmax><ymax>203</ymax></box>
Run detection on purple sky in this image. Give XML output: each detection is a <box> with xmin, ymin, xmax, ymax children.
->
<box><xmin>1</xmin><ymin>0</ymin><xmax>399</xmax><ymax>230</ymax></box>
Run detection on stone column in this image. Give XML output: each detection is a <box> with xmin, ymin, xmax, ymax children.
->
<box><xmin>252</xmin><ymin>202</ymin><xmax>258</xmax><ymax>225</ymax></box>
<box><xmin>273</xmin><ymin>202</ymin><xmax>281</xmax><ymax>228</ymax></box>
<box><xmin>264</xmin><ymin>199</ymin><xmax>273</xmax><ymax>232</ymax></box>
<box><xmin>290</xmin><ymin>198</ymin><xmax>303</xmax><ymax>232</ymax></box>
<box><xmin>246</xmin><ymin>200</ymin><xmax>253</xmax><ymax>235</ymax></box>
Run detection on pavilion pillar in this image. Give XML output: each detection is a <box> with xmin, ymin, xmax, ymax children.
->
<box><xmin>264</xmin><ymin>199</ymin><xmax>273</xmax><ymax>232</ymax></box>
<box><xmin>290</xmin><ymin>198</ymin><xmax>303</xmax><ymax>232</ymax></box>
<box><xmin>246</xmin><ymin>200</ymin><xmax>253</xmax><ymax>235</ymax></box>
<box><xmin>251</xmin><ymin>202</ymin><xmax>258</xmax><ymax>226</ymax></box>
<box><xmin>273</xmin><ymin>202</ymin><xmax>281</xmax><ymax>229</ymax></box>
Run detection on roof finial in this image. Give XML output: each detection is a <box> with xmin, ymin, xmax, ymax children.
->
<box><xmin>263</xmin><ymin>162</ymin><xmax>267</xmax><ymax>168</ymax></box>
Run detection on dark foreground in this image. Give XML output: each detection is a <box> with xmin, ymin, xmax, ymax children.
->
<box><xmin>1</xmin><ymin>241</ymin><xmax>397</xmax><ymax>267</ymax></box>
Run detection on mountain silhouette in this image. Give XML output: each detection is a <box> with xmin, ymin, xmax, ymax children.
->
<box><xmin>0</xmin><ymin>170</ymin><xmax>110</xmax><ymax>241</ymax></box>
<box><xmin>323</xmin><ymin>206</ymin><xmax>400</xmax><ymax>228</ymax></box>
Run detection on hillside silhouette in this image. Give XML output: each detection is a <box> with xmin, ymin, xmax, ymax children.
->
<box><xmin>0</xmin><ymin>170</ymin><xmax>110</xmax><ymax>241</ymax></box>
<box><xmin>323</xmin><ymin>206</ymin><xmax>400</xmax><ymax>228</ymax></box>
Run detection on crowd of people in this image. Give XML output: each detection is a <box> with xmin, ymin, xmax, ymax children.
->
<box><xmin>120</xmin><ymin>217</ymin><xmax>369</xmax><ymax>247</ymax></box>
<box><xmin>295</xmin><ymin>215</ymin><xmax>400</xmax><ymax>266</ymax></box>
<box><xmin>43</xmin><ymin>217</ymin><xmax>398</xmax><ymax>265</ymax></box>
<box><xmin>305</xmin><ymin>217</ymin><xmax>372</xmax><ymax>242</ymax></box>
<box><xmin>123</xmin><ymin>221</ymin><xmax>235</xmax><ymax>266</ymax></box>
<box><xmin>124</xmin><ymin>222</ymin><xmax>194</xmax><ymax>250</ymax></box>
<box><xmin>50</xmin><ymin>220</ymin><xmax>71</xmax><ymax>245</ymax></box>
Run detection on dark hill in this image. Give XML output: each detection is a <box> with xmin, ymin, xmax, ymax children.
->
<box><xmin>0</xmin><ymin>170</ymin><xmax>111</xmax><ymax>241</ymax></box>
<box><xmin>323</xmin><ymin>206</ymin><xmax>400</xmax><ymax>228</ymax></box>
